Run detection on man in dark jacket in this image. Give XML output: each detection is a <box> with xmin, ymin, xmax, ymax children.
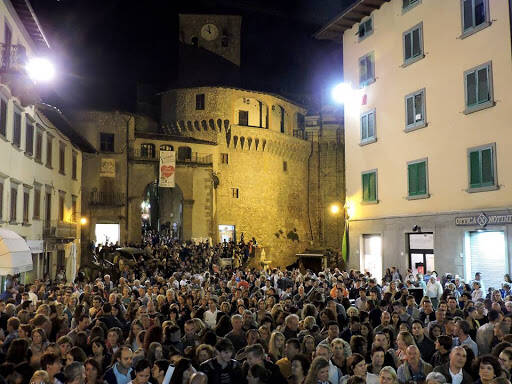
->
<box><xmin>243</xmin><ymin>343</ymin><xmax>287</xmax><ymax>384</ymax></box>
<box><xmin>104</xmin><ymin>346</ymin><xmax>133</xmax><ymax>384</ymax></box>
<box><xmin>433</xmin><ymin>346</ymin><xmax>473</xmax><ymax>384</ymax></box>
<box><xmin>98</xmin><ymin>303</ymin><xmax>123</xmax><ymax>330</ymax></box>
<box><xmin>412</xmin><ymin>320</ymin><xmax>435</xmax><ymax>363</ymax></box>
<box><xmin>199</xmin><ymin>338</ymin><xmax>244</xmax><ymax>384</ymax></box>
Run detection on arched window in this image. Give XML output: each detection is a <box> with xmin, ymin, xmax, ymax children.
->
<box><xmin>140</xmin><ymin>143</ymin><xmax>155</xmax><ymax>158</ymax></box>
<box><xmin>160</xmin><ymin>144</ymin><xmax>174</xmax><ymax>152</ymax></box>
<box><xmin>177</xmin><ymin>146</ymin><xmax>192</xmax><ymax>161</ymax></box>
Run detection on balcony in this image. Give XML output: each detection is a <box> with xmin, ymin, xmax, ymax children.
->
<box><xmin>293</xmin><ymin>130</ymin><xmax>309</xmax><ymax>140</ymax></box>
<box><xmin>129</xmin><ymin>148</ymin><xmax>213</xmax><ymax>166</ymax></box>
<box><xmin>43</xmin><ymin>220</ymin><xmax>78</xmax><ymax>239</ymax></box>
<box><xmin>0</xmin><ymin>44</ymin><xmax>39</xmax><ymax>106</ymax></box>
<box><xmin>89</xmin><ymin>191</ymin><xmax>126</xmax><ymax>207</ymax></box>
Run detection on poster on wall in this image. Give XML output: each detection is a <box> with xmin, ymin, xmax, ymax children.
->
<box><xmin>160</xmin><ymin>150</ymin><xmax>175</xmax><ymax>188</ymax></box>
<box><xmin>100</xmin><ymin>159</ymin><xmax>116</xmax><ymax>178</ymax></box>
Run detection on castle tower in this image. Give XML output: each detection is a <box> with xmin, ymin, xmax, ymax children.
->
<box><xmin>179</xmin><ymin>14</ymin><xmax>242</xmax><ymax>67</ymax></box>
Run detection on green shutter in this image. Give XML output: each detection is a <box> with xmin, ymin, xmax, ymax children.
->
<box><xmin>469</xmin><ymin>150</ymin><xmax>482</xmax><ymax>187</ymax></box>
<box><xmin>408</xmin><ymin>163</ymin><xmax>418</xmax><ymax>195</ymax></box>
<box><xmin>369</xmin><ymin>172</ymin><xmax>376</xmax><ymax>201</ymax></box>
<box><xmin>362</xmin><ymin>173</ymin><xmax>369</xmax><ymax>201</ymax></box>
<box><xmin>363</xmin><ymin>172</ymin><xmax>376</xmax><ymax>202</ymax></box>
<box><xmin>409</xmin><ymin>162</ymin><xmax>427</xmax><ymax>196</ymax></box>
<box><xmin>417</xmin><ymin>162</ymin><xmax>427</xmax><ymax>195</ymax></box>
<box><xmin>481</xmin><ymin>148</ymin><xmax>494</xmax><ymax>185</ymax></box>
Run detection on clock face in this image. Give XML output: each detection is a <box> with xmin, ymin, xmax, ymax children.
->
<box><xmin>201</xmin><ymin>23</ymin><xmax>219</xmax><ymax>41</ymax></box>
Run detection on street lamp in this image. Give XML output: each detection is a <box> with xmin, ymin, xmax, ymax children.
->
<box><xmin>26</xmin><ymin>57</ymin><xmax>55</xmax><ymax>82</ymax></box>
<box><xmin>331</xmin><ymin>83</ymin><xmax>353</xmax><ymax>105</ymax></box>
<box><xmin>329</xmin><ymin>203</ymin><xmax>341</xmax><ymax>215</ymax></box>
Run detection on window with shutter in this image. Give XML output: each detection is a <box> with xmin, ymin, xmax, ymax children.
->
<box><xmin>468</xmin><ymin>144</ymin><xmax>497</xmax><ymax>192</ymax></box>
<box><xmin>403</xmin><ymin>0</ymin><xmax>420</xmax><ymax>11</ymax></box>
<box><xmin>403</xmin><ymin>24</ymin><xmax>424</xmax><ymax>65</ymax></box>
<box><xmin>361</xmin><ymin>110</ymin><xmax>376</xmax><ymax>144</ymax></box>
<box><xmin>405</xmin><ymin>89</ymin><xmax>426</xmax><ymax>131</ymax></box>
<box><xmin>13</xmin><ymin>111</ymin><xmax>21</xmax><ymax>147</ymax></box>
<box><xmin>461</xmin><ymin>0</ymin><xmax>489</xmax><ymax>36</ymax></box>
<box><xmin>25</xmin><ymin>122</ymin><xmax>34</xmax><ymax>155</ymax></box>
<box><xmin>464</xmin><ymin>62</ymin><xmax>493</xmax><ymax>114</ymax></box>
<box><xmin>359</xmin><ymin>53</ymin><xmax>375</xmax><ymax>87</ymax></box>
<box><xmin>239</xmin><ymin>110</ymin><xmax>249</xmax><ymax>126</ymax></box>
<box><xmin>362</xmin><ymin>170</ymin><xmax>378</xmax><ymax>203</ymax></box>
<box><xmin>407</xmin><ymin>160</ymin><xmax>429</xmax><ymax>198</ymax></box>
<box><xmin>0</xmin><ymin>99</ymin><xmax>6</xmax><ymax>137</ymax></box>
<box><xmin>358</xmin><ymin>18</ymin><xmax>373</xmax><ymax>40</ymax></box>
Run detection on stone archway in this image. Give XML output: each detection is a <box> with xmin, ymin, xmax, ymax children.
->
<box><xmin>141</xmin><ymin>182</ymin><xmax>184</xmax><ymax>240</ymax></box>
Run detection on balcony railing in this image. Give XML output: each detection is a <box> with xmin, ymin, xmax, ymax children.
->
<box><xmin>293</xmin><ymin>130</ymin><xmax>309</xmax><ymax>140</ymax></box>
<box><xmin>43</xmin><ymin>220</ymin><xmax>78</xmax><ymax>239</ymax></box>
<box><xmin>129</xmin><ymin>149</ymin><xmax>213</xmax><ymax>165</ymax></box>
<box><xmin>89</xmin><ymin>191</ymin><xmax>126</xmax><ymax>206</ymax></box>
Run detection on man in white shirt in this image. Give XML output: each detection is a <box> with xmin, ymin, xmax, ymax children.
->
<box><xmin>203</xmin><ymin>299</ymin><xmax>219</xmax><ymax>329</ymax></box>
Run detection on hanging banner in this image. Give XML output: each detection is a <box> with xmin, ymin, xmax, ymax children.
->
<box><xmin>160</xmin><ymin>150</ymin><xmax>175</xmax><ymax>188</ymax></box>
<box><xmin>100</xmin><ymin>159</ymin><xmax>116</xmax><ymax>178</ymax></box>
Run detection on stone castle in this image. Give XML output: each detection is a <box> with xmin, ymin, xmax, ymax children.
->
<box><xmin>72</xmin><ymin>14</ymin><xmax>344</xmax><ymax>266</ymax></box>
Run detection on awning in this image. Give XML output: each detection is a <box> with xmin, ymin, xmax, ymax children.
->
<box><xmin>0</xmin><ymin>229</ymin><xmax>33</xmax><ymax>275</ymax></box>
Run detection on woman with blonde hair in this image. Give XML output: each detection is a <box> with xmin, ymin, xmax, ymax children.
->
<box><xmin>30</xmin><ymin>370</ymin><xmax>51</xmax><ymax>384</ymax></box>
<box><xmin>379</xmin><ymin>366</ymin><xmax>398</xmax><ymax>384</ymax></box>
<box><xmin>304</xmin><ymin>356</ymin><xmax>330</xmax><ymax>384</ymax></box>
<box><xmin>395</xmin><ymin>331</ymin><xmax>416</xmax><ymax>365</ymax></box>
<box><xmin>268</xmin><ymin>331</ymin><xmax>285</xmax><ymax>362</ymax></box>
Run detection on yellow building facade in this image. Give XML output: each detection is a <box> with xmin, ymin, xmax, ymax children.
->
<box><xmin>318</xmin><ymin>0</ymin><xmax>512</xmax><ymax>286</ymax></box>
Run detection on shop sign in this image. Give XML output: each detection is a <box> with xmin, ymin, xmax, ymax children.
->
<box><xmin>26</xmin><ymin>240</ymin><xmax>44</xmax><ymax>254</ymax></box>
<box><xmin>455</xmin><ymin>212</ymin><xmax>512</xmax><ymax>227</ymax></box>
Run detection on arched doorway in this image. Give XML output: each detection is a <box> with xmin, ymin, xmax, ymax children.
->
<box><xmin>141</xmin><ymin>182</ymin><xmax>184</xmax><ymax>240</ymax></box>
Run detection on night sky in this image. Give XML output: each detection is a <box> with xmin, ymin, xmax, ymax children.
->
<box><xmin>30</xmin><ymin>0</ymin><xmax>354</xmax><ymax>113</ymax></box>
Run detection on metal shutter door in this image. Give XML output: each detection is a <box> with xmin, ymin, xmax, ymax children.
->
<box><xmin>469</xmin><ymin>231</ymin><xmax>505</xmax><ymax>291</ymax></box>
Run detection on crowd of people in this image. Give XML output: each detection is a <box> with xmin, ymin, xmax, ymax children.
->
<box><xmin>0</xmin><ymin>236</ymin><xmax>511</xmax><ymax>384</ymax></box>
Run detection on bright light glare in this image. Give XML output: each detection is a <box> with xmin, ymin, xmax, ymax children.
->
<box><xmin>345</xmin><ymin>201</ymin><xmax>355</xmax><ymax>219</ymax></box>
<box><xmin>330</xmin><ymin>203</ymin><xmax>341</xmax><ymax>215</ymax></box>
<box><xmin>331</xmin><ymin>83</ymin><xmax>353</xmax><ymax>104</ymax></box>
<box><xmin>26</xmin><ymin>57</ymin><xmax>55</xmax><ymax>82</ymax></box>
<box><xmin>80</xmin><ymin>217</ymin><xmax>87</xmax><ymax>225</ymax></box>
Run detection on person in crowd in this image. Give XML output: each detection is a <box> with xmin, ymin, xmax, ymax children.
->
<box><xmin>379</xmin><ymin>366</ymin><xmax>398</xmax><ymax>384</ymax></box>
<box><xmin>396</xmin><ymin>345</ymin><xmax>433</xmax><ymax>384</ymax></box>
<box><xmin>290</xmin><ymin>354</ymin><xmax>311</xmax><ymax>384</ymax></box>
<box><xmin>304</xmin><ymin>356</ymin><xmax>330</xmax><ymax>384</ymax></box>
<box><xmin>199</xmin><ymin>337</ymin><xmax>244</xmax><ymax>384</ymax></box>
<box><xmin>475</xmin><ymin>355</ymin><xmax>503</xmax><ymax>384</ymax></box>
<box><xmin>4</xmin><ymin>232</ymin><xmax>512</xmax><ymax>384</ymax></box>
<box><xmin>104</xmin><ymin>346</ymin><xmax>133</xmax><ymax>384</ymax></box>
<box><xmin>432</xmin><ymin>346</ymin><xmax>473</xmax><ymax>384</ymax></box>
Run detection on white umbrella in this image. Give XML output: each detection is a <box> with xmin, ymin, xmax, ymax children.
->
<box><xmin>0</xmin><ymin>229</ymin><xmax>33</xmax><ymax>275</ymax></box>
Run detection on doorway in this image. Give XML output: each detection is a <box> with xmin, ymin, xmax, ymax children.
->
<box><xmin>95</xmin><ymin>223</ymin><xmax>120</xmax><ymax>246</ymax></box>
<box><xmin>466</xmin><ymin>231</ymin><xmax>506</xmax><ymax>290</ymax></box>
<box><xmin>142</xmin><ymin>182</ymin><xmax>183</xmax><ymax>240</ymax></box>
<box><xmin>361</xmin><ymin>235</ymin><xmax>383</xmax><ymax>283</ymax></box>
<box><xmin>408</xmin><ymin>233</ymin><xmax>434</xmax><ymax>275</ymax></box>
<box><xmin>219</xmin><ymin>225</ymin><xmax>235</xmax><ymax>243</ymax></box>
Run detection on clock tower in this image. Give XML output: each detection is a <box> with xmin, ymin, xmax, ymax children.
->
<box><xmin>179</xmin><ymin>14</ymin><xmax>242</xmax><ymax>67</ymax></box>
